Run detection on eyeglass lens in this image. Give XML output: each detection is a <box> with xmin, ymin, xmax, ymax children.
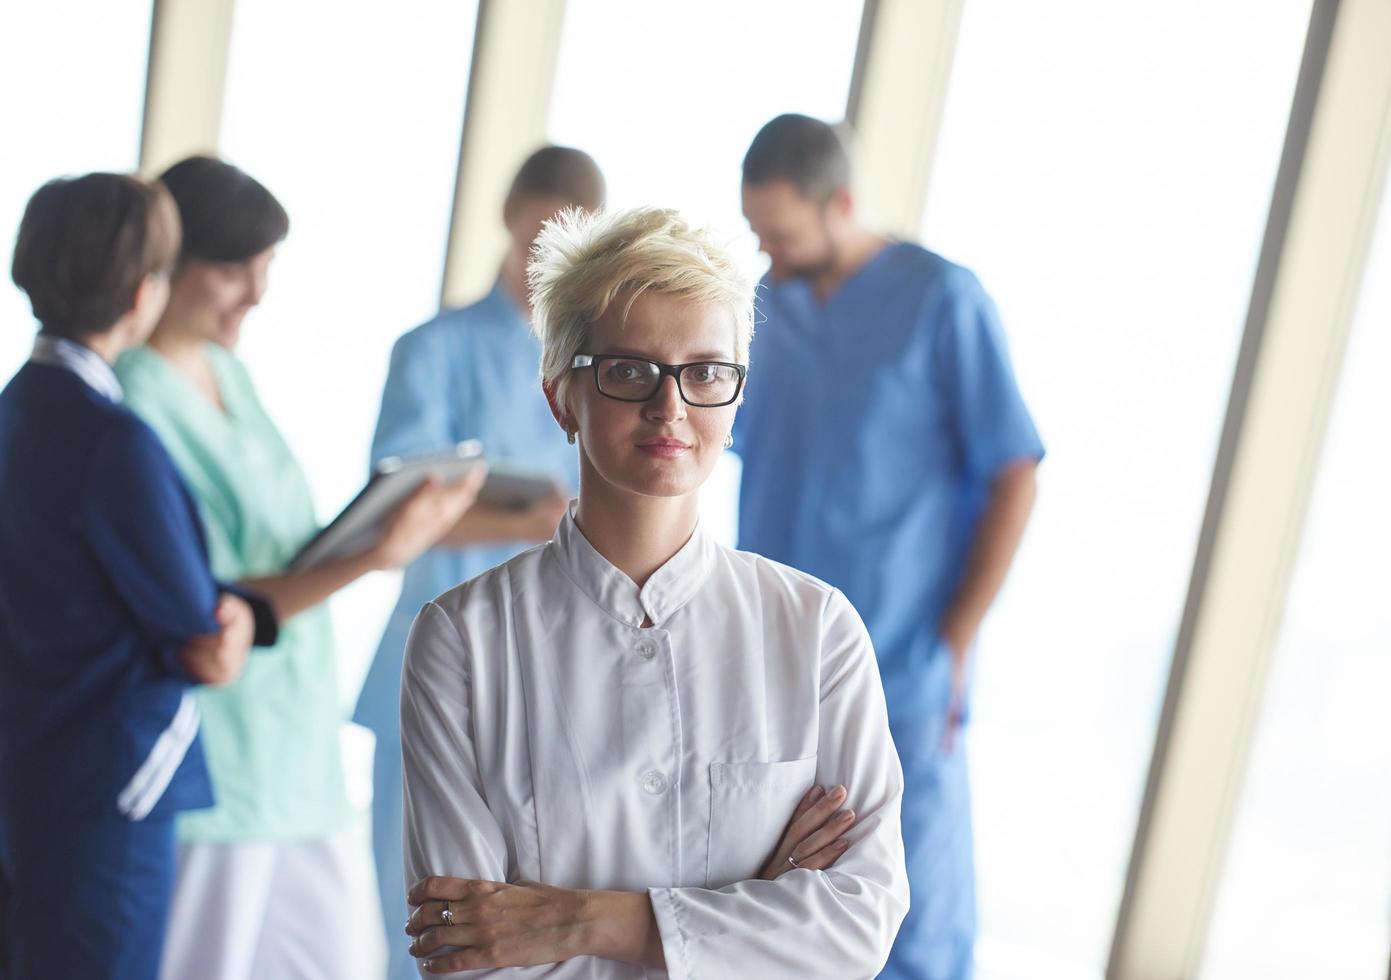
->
<box><xmin>596</xmin><ymin>358</ymin><xmax>741</xmax><ymax>406</ymax></box>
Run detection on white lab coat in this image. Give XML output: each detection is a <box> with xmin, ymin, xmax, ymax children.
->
<box><xmin>401</xmin><ymin>510</ymin><xmax>909</xmax><ymax>978</ymax></box>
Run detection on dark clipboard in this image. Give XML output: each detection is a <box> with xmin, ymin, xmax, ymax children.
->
<box><xmin>289</xmin><ymin>441</ymin><xmax>485</xmax><ymax>572</ymax></box>
<box><xmin>477</xmin><ymin>463</ymin><xmax>563</xmax><ymax>511</ymax></box>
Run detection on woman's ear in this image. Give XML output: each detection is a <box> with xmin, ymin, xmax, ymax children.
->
<box><xmin>541</xmin><ymin>378</ymin><xmax>570</xmax><ymax>433</ymax></box>
<box><xmin>123</xmin><ymin>271</ymin><xmax>172</xmax><ymax>346</ymax></box>
<box><xmin>132</xmin><ymin>271</ymin><xmax>167</xmax><ymax>314</ymax></box>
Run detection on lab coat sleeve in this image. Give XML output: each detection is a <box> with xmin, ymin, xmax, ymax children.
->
<box><xmin>649</xmin><ymin>589</ymin><xmax>910</xmax><ymax>979</ymax></box>
<box><xmin>931</xmin><ymin>271</ymin><xmax>1045</xmax><ymax>482</ymax></box>
<box><xmin>371</xmin><ymin>325</ymin><xmax>457</xmax><ymax>469</ymax></box>
<box><xmin>400</xmin><ymin>599</ymin><xmax>511</xmax><ymax>907</ymax></box>
<box><xmin>80</xmin><ymin>417</ymin><xmax>222</xmax><ymax>678</ymax></box>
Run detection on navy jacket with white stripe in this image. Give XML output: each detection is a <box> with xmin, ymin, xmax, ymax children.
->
<box><xmin>0</xmin><ymin>361</ymin><xmax>274</xmax><ymax>821</ymax></box>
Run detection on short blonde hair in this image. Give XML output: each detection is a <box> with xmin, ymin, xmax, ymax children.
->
<box><xmin>528</xmin><ymin>206</ymin><xmax>754</xmax><ymax>406</ymax></box>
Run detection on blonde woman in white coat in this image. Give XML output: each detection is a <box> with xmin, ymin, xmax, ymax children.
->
<box><xmin>400</xmin><ymin>206</ymin><xmax>909</xmax><ymax>979</ymax></box>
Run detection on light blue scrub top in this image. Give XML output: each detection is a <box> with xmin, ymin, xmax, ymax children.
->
<box><xmin>352</xmin><ymin>281</ymin><xmax>579</xmax><ymax>736</ymax></box>
<box><xmin>358</xmin><ymin>282</ymin><xmax>577</xmax><ymax>980</ymax></box>
<box><xmin>735</xmin><ymin>241</ymin><xmax>1044</xmax><ymax>728</ymax></box>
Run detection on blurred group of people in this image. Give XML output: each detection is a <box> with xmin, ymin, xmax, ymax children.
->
<box><xmin>0</xmin><ymin>113</ymin><xmax>1040</xmax><ymax>980</ymax></box>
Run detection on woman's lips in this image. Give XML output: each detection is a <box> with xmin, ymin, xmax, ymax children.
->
<box><xmin>636</xmin><ymin>438</ymin><xmax>691</xmax><ymax>459</ymax></box>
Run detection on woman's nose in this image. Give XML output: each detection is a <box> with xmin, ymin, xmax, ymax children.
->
<box><xmin>644</xmin><ymin>375</ymin><xmax>687</xmax><ymax>422</ymax></box>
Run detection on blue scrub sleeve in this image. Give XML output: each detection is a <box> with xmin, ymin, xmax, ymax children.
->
<box><xmin>932</xmin><ymin>274</ymin><xmax>1045</xmax><ymax>482</ymax></box>
<box><xmin>370</xmin><ymin>327</ymin><xmax>455</xmax><ymax>469</ymax></box>
<box><xmin>81</xmin><ymin>418</ymin><xmax>224</xmax><ymax>677</ymax></box>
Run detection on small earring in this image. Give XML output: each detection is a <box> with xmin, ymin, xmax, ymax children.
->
<box><xmin>567</xmin><ymin>430</ymin><xmax>576</xmax><ymax>445</ymax></box>
<box><xmin>723</xmin><ymin>433</ymin><xmax>734</xmax><ymax>449</ymax></box>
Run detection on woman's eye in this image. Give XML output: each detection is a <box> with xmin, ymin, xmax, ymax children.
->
<box><xmin>606</xmin><ymin>362</ymin><xmax>645</xmax><ymax>383</ymax></box>
<box><xmin>688</xmin><ymin>365</ymin><xmax>725</xmax><ymax>385</ymax></box>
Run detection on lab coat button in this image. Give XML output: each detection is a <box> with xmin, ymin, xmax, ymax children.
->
<box><xmin>640</xmin><ymin>770</ymin><xmax>668</xmax><ymax>795</ymax></box>
<box><xmin>634</xmin><ymin>640</ymin><xmax>657</xmax><ymax>661</ymax></box>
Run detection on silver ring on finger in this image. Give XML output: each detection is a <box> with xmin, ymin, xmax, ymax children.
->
<box><xmin>787</xmin><ymin>853</ymin><xmax>800</xmax><ymax>870</ymax></box>
<box><xmin>441</xmin><ymin>900</ymin><xmax>454</xmax><ymax>926</ymax></box>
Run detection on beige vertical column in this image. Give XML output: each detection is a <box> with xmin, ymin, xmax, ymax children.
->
<box><xmin>1107</xmin><ymin>0</ymin><xmax>1391</xmax><ymax>976</ymax></box>
<box><xmin>845</xmin><ymin>0</ymin><xmax>966</xmax><ymax>237</ymax></box>
<box><xmin>439</xmin><ymin>0</ymin><xmax>568</xmax><ymax>309</ymax></box>
<box><xmin>139</xmin><ymin>0</ymin><xmax>237</xmax><ymax>175</ymax></box>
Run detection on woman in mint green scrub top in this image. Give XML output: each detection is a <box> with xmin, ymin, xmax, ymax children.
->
<box><xmin>116</xmin><ymin>156</ymin><xmax>481</xmax><ymax>980</ymax></box>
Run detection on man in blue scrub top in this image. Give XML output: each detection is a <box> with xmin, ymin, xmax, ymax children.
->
<box><xmin>736</xmin><ymin>115</ymin><xmax>1043</xmax><ymax>979</ymax></box>
<box><xmin>355</xmin><ymin>145</ymin><xmax>602</xmax><ymax>980</ymax></box>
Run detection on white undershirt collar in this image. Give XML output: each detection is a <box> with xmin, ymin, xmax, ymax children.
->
<box><xmin>30</xmin><ymin>334</ymin><xmax>123</xmax><ymax>402</ymax></box>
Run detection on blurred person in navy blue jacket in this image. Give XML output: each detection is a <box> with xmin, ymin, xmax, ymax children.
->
<box><xmin>0</xmin><ymin>173</ymin><xmax>278</xmax><ymax>980</ymax></box>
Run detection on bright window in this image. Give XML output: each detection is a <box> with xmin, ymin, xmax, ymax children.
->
<box><xmin>549</xmin><ymin>0</ymin><xmax>863</xmax><ymax>267</ymax></box>
<box><xmin>547</xmin><ymin>0</ymin><xmax>866</xmax><ymax>542</ymax></box>
<box><xmin>0</xmin><ymin>1</ymin><xmax>153</xmax><ymax>378</ymax></box>
<box><xmin>1199</xmin><ymin>181</ymin><xmax>1391</xmax><ymax>979</ymax></box>
<box><xmin>217</xmin><ymin>0</ymin><xmax>479</xmax><ymax>709</ymax></box>
<box><xmin>917</xmin><ymin>2</ymin><xmax>1315</xmax><ymax>974</ymax></box>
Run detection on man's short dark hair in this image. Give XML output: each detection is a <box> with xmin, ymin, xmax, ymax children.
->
<box><xmin>742</xmin><ymin>114</ymin><xmax>852</xmax><ymax>201</ymax></box>
<box><xmin>11</xmin><ymin>173</ymin><xmax>181</xmax><ymax>339</ymax></box>
<box><xmin>504</xmin><ymin>145</ymin><xmax>606</xmax><ymax>216</ymax></box>
<box><xmin>160</xmin><ymin>156</ymin><xmax>289</xmax><ymax>264</ymax></box>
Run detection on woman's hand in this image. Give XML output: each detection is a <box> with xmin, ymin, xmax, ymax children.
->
<box><xmin>404</xmin><ymin>877</ymin><xmax>663</xmax><ymax>973</ymax></box>
<box><xmin>178</xmin><ymin>593</ymin><xmax>253</xmax><ymax>685</ymax></box>
<box><xmin>369</xmin><ymin>466</ymin><xmax>487</xmax><ymax>570</ymax></box>
<box><xmin>758</xmin><ymin>783</ymin><xmax>857</xmax><ymax>879</ymax></box>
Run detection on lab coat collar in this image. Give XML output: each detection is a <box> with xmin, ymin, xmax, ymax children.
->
<box><xmin>30</xmin><ymin>335</ymin><xmax>123</xmax><ymax>402</ymax></box>
<box><xmin>551</xmin><ymin>503</ymin><xmax>714</xmax><ymax>628</ymax></box>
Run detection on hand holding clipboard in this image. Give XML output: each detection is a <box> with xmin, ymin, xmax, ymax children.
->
<box><xmin>290</xmin><ymin>442</ymin><xmax>488</xmax><ymax>572</ymax></box>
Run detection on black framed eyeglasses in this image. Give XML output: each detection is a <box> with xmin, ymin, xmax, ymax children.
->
<box><xmin>571</xmin><ymin>354</ymin><xmax>747</xmax><ymax>408</ymax></box>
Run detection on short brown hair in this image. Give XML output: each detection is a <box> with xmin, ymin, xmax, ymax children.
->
<box><xmin>742</xmin><ymin>114</ymin><xmax>851</xmax><ymax>202</ymax></box>
<box><xmin>11</xmin><ymin>173</ymin><xmax>181</xmax><ymax>340</ymax></box>
<box><xmin>504</xmin><ymin>145</ymin><xmax>606</xmax><ymax>217</ymax></box>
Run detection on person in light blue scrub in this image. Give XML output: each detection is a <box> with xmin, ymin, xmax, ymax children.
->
<box><xmin>355</xmin><ymin>145</ymin><xmax>603</xmax><ymax>980</ymax></box>
<box><xmin>736</xmin><ymin>115</ymin><xmax>1044</xmax><ymax>980</ymax></box>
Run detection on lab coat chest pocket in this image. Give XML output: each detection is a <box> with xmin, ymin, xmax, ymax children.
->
<box><xmin>706</xmin><ymin>755</ymin><xmax>818</xmax><ymax>888</ymax></box>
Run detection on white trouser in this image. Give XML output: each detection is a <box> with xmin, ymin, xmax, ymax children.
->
<box><xmin>159</xmin><ymin>820</ymin><xmax>384</xmax><ymax>980</ymax></box>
